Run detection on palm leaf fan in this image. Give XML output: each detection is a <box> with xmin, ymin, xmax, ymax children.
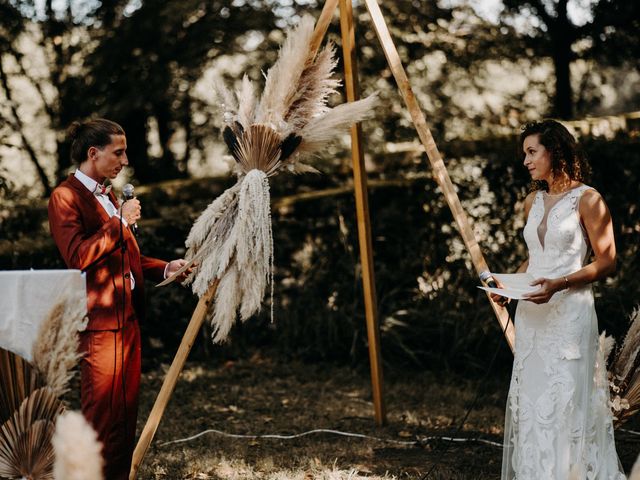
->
<box><xmin>0</xmin><ymin>387</ymin><xmax>63</xmax><ymax>479</ymax></box>
<box><xmin>0</xmin><ymin>347</ymin><xmax>44</xmax><ymax>427</ymax></box>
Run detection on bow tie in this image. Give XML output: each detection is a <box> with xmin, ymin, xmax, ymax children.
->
<box><xmin>93</xmin><ymin>183</ymin><xmax>112</xmax><ymax>196</ymax></box>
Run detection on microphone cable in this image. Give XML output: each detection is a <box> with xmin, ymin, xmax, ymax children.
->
<box><xmin>419</xmin><ymin>293</ymin><xmax>514</xmax><ymax>480</ymax></box>
<box><xmin>117</xmin><ymin>196</ymin><xmax>129</xmax><ymax>449</ymax></box>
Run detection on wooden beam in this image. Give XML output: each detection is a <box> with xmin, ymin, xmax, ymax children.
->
<box><xmin>129</xmin><ymin>280</ymin><xmax>220</xmax><ymax>479</ymax></box>
<box><xmin>339</xmin><ymin>0</ymin><xmax>386</xmax><ymax>426</ymax></box>
<box><xmin>309</xmin><ymin>0</ymin><xmax>340</xmax><ymax>59</ymax></box>
<box><xmin>362</xmin><ymin>0</ymin><xmax>515</xmax><ymax>350</ymax></box>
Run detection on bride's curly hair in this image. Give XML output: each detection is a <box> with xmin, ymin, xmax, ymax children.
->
<box><xmin>520</xmin><ymin>119</ymin><xmax>591</xmax><ymax>191</ymax></box>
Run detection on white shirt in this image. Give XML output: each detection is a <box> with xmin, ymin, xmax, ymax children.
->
<box><xmin>73</xmin><ymin>169</ymin><xmax>123</xmax><ymax>220</ymax></box>
<box><xmin>74</xmin><ymin>169</ymin><xmax>135</xmax><ymax>289</ymax></box>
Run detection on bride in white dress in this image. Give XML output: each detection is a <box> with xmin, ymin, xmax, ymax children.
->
<box><xmin>493</xmin><ymin>120</ymin><xmax>626</xmax><ymax>479</ymax></box>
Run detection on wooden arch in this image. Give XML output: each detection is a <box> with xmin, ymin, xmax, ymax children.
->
<box><xmin>130</xmin><ymin>1</ymin><xmax>514</xmax><ymax>477</ymax></box>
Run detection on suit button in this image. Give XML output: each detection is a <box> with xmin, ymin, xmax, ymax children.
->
<box><xmin>124</xmin><ymin>273</ymin><xmax>131</xmax><ymax>279</ymax></box>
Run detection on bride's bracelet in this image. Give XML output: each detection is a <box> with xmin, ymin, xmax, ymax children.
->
<box><xmin>563</xmin><ymin>276</ymin><xmax>570</xmax><ymax>290</ymax></box>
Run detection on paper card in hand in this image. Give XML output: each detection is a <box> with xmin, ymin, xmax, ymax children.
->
<box><xmin>478</xmin><ymin>272</ymin><xmax>540</xmax><ymax>300</ymax></box>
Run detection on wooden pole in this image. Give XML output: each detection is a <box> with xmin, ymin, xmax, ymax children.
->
<box><xmin>309</xmin><ymin>0</ymin><xmax>340</xmax><ymax>58</ymax></box>
<box><xmin>362</xmin><ymin>0</ymin><xmax>515</xmax><ymax>350</ymax></box>
<box><xmin>129</xmin><ymin>279</ymin><xmax>219</xmax><ymax>480</ymax></box>
<box><xmin>338</xmin><ymin>0</ymin><xmax>386</xmax><ymax>426</ymax></box>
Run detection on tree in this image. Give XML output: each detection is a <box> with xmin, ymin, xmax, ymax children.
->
<box><xmin>78</xmin><ymin>0</ymin><xmax>277</xmax><ymax>183</ymax></box>
<box><xmin>0</xmin><ymin>0</ymin><xmax>53</xmax><ymax>195</ymax></box>
<box><xmin>501</xmin><ymin>0</ymin><xmax>640</xmax><ymax>120</ymax></box>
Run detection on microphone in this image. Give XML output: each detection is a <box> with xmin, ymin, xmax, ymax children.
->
<box><xmin>480</xmin><ymin>271</ymin><xmax>516</xmax><ymax>317</ymax></box>
<box><xmin>480</xmin><ymin>270</ymin><xmax>498</xmax><ymax>288</ymax></box>
<box><xmin>122</xmin><ymin>183</ymin><xmax>138</xmax><ymax>235</ymax></box>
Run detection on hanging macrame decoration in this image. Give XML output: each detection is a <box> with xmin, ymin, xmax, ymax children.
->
<box><xmin>179</xmin><ymin>15</ymin><xmax>378</xmax><ymax>343</ymax></box>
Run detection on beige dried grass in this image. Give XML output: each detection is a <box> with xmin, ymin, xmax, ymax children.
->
<box><xmin>602</xmin><ymin>307</ymin><xmax>640</xmax><ymax>427</ymax></box>
<box><xmin>210</xmin><ymin>263</ymin><xmax>241</xmax><ymax>343</ymax></box>
<box><xmin>52</xmin><ymin>411</ymin><xmax>103</xmax><ymax>480</ymax></box>
<box><xmin>0</xmin><ymin>291</ymin><xmax>86</xmax><ymax>479</ymax></box>
<box><xmin>630</xmin><ymin>453</ymin><xmax>640</xmax><ymax>480</ymax></box>
<box><xmin>282</xmin><ymin>44</ymin><xmax>340</xmax><ymax>132</ymax></box>
<box><xmin>296</xmin><ymin>93</ymin><xmax>379</xmax><ymax>157</ymax></box>
<box><xmin>236</xmin><ymin>74</ymin><xmax>257</xmax><ymax>129</ymax></box>
<box><xmin>257</xmin><ymin>15</ymin><xmax>316</xmax><ymax>126</ymax></box>
<box><xmin>31</xmin><ymin>295</ymin><xmax>86</xmax><ymax>398</ymax></box>
<box><xmin>613</xmin><ymin>307</ymin><xmax>640</xmax><ymax>379</ymax></box>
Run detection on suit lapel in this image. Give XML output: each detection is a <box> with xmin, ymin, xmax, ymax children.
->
<box><xmin>109</xmin><ymin>190</ymin><xmax>120</xmax><ymax>210</ymax></box>
<box><xmin>66</xmin><ymin>175</ymin><xmax>111</xmax><ymax>224</ymax></box>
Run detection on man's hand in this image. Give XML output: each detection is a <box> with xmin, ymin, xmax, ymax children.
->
<box><xmin>166</xmin><ymin>259</ymin><xmax>194</xmax><ymax>283</ymax></box>
<box><xmin>121</xmin><ymin>198</ymin><xmax>141</xmax><ymax>226</ymax></box>
<box><xmin>523</xmin><ymin>277</ymin><xmax>562</xmax><ymax>304</ymax></box>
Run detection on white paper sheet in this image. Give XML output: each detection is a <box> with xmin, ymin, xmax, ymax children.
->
<box><xmin>478</xmin><ymin>272</ymin><xmax>539</xmax><ymax>300</ymax></box>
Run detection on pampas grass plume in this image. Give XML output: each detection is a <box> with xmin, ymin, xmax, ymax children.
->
<box><xmin>615</xmin><ymin>307</ymin><xmax>640</xmax><ymax>379</ymax></box>
<box><xmin>184</xmin><ymin>14</ymin><xmax>378</xmax><ymax>343</ymax></box>
<box><xmin>257</xmin><ymin>15</ymin><xmax>315</xmax><ymax>125</ymax></box>
<box><xmin>32</xmin><ymin>296</ymin><xmax>85</xmax><ymax>398</ymax></box>
<box><xmin>630</xmin><ymin>452</ymin><xmax>640</xmax><ymax>480</ymax></box>
<box><xmin>52</xmin><ymin>411</ymin><xmax>103</xmax><ymax>480</ymax></box>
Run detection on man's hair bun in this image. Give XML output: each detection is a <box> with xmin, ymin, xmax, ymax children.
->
<box><xmin>66</xmin><ymin>121</ymin><xmax>84</xmax><ymax>141</ymax></box>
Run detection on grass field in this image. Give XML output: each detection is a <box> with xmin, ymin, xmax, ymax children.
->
<box><xmin>133</xmin><ymin>355</ymin><xmax>640</xmax><ymax>479</ymax></box>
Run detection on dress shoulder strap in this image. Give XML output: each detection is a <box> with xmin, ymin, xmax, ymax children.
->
<box><xmin>568</xmin><ymin>184</ymin><xmax>594</xmax><ymax>211</ymax></box>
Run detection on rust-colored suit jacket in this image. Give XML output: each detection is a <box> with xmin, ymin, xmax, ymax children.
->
<box><xmin>48</xmin><ymin>175</ymin><xmax>166</xmax><ymax>330</ymax></box>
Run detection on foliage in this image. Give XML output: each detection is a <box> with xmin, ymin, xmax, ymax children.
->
<box><xmin>501</xmin><ymin>0</ymin><xmax>640</xmax><ymax>119</ymax></box>
<box><xmin>0</xmin><ymin>0</ymin><xmax>639</xmax><ymax>374</ymax></box>
<box><xmin>1</xmin><ymin>0</ymin><xmax>639</xmax><ymax>195</ymax></box>
<box><xmin>5</xmin><ymin>133</ymin><xmax>636</xmax><ymax>374</ymax></box>
<box><xmin>77</xmin><ymin>0</ymin><xmax>277</xmax><ymax>183</ymax></box>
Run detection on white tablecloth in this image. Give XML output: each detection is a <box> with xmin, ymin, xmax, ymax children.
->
<box><xmin>0</xmin><ymin>270</ymin><xmax>87</xmax><ymax>361</ymax></box>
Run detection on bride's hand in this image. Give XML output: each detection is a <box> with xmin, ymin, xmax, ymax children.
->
<box><xmin>523</xmin><ymin>277</ymin><xmax>562</xmax><ymax>304</ymax></box>
<box><xmin>489</xmin><ymin>278</ymin><xmax>509</xmax><ymax>307</ymax></box>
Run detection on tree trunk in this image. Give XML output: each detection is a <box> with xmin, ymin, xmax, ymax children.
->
<box><xmin>155</xmin><ymin>100</ymin><xmax>182</xmax><ymax>180</ymax></box>
<box><xmin>551</xmin><ymin>34</ymin><xmax>573</xmax><ymax>119</ymax></box>
<box><xmin>0</xmin><ymin>58</ymin><xmax>52</xmax><ymax>197</ymax></box>
<box><xmin>121</xmin><ymin>112</ymin><xmax>152</xmax><ymax>183</ymax></box>
<box><xmin>550</xmin><ymin>1</ymin><xmax>573</xmax><ymax>119</ymax></box>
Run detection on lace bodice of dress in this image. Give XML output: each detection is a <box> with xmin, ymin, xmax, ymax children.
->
<box><xmin>523</xmin><ymin>185</ymin><xmax>592</xmax><ymax>279</ymax></box>
<box><xmin>502</xmin><ymin>183</ymin><xmax>626</xmax><ymax>480</ymax></box>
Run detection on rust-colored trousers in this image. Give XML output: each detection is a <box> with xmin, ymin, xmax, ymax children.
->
<box><xmin>80</xmin><ymin>319</ymin><xmax>141</xmax><ymax>480</ymax></box>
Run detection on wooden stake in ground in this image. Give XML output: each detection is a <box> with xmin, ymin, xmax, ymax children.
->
<box><xmin>362</xmin><ymin>0</ymin><xmax>515</xmax><ymax>350</ymax></box>
<box><xmin>129</xmin><ymin>280</ymin><xmax>219</xmax><ymax>480</ymax></box>
<box><xmin>339</xmin><ymin>0</ymin><xmax>386</xmax><ymax>426</ymax></box>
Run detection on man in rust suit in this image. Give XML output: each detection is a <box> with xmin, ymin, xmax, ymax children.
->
<box><xmin>48</xmin><ymin>118</ymin><xmax>188</xmax><ymax>479</ymax></box>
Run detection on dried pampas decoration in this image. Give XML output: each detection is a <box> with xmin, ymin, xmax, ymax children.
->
<box><xmin>32</xmin><ymin>298</ymin><xmax>86</xmax><ymax>398</ymax></box>
<box><xmin>0</xmin><ymin>387</ymin><xmax>62</xmax><ymax>479</ymax></box>
<box><xmin>630</xmin><ymin>452</ymin><xmax>640</xmax><ymax>480</ymax></box>
<box><xmin>0</xmin><ymin>290</ymin><xmax>89</xmax><ymax>479</ymax></box>
<box><xmin>599</xmin><ymin>307</ymin><xmax>640</xmax><ymax>427</ymax></box>
<box><xmin>52</xmin><ymin>411</ymin><xmax>103</xmax><ymax>480</ymax></box>
<box><xmin>183</xmin><ymin>14</ymin><xmax>378</xmax><ymax>342</ymax></box>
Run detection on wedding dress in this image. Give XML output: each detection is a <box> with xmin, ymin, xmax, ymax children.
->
<box><xmin>501</xmin><ymin>185</ymin><xmax>626</xmax><ymax>479</ymax></box>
